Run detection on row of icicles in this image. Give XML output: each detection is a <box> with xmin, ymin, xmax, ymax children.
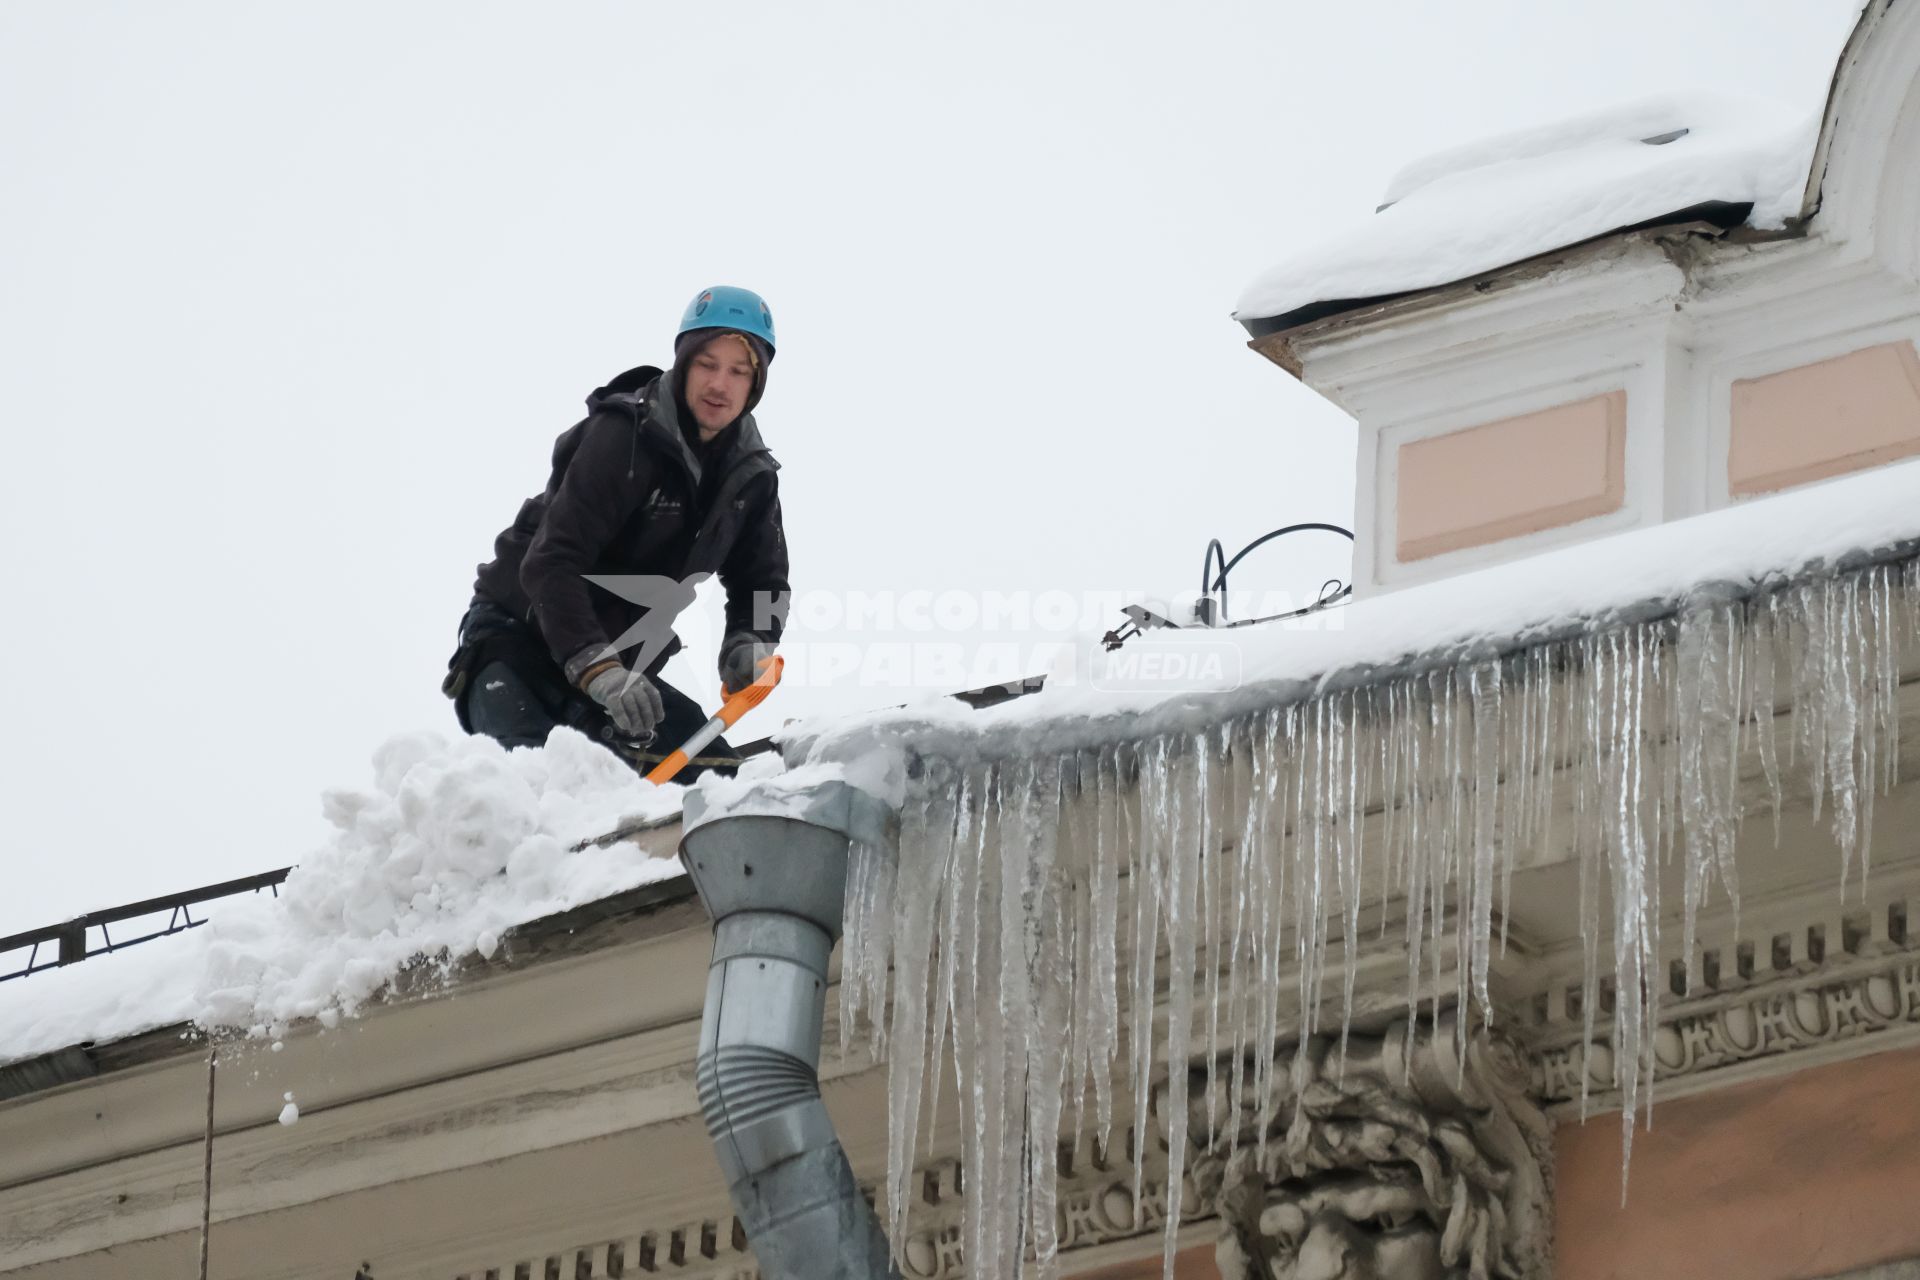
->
<box><xmin>836</xmin><ymin>555</ymin><xmax>1918</xmax><ymax>1278</ymax></box>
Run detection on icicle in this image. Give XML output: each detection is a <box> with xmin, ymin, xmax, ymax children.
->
<box><xmin>1022</xmin><ymin>755</ymin><xmax>1070</xmax><ymax>1275</ymax></box>
<box><xmin>1796</xmin><ymin>582</ymin><xmax>1829</xmax><ymax>814</ymax></box>
<box><xmin>883</xmin><ymin>770</ymin><xmax>960</xmax><ymax>1250</ymax></box>
<box><xmin>841</xmin><ymin>828</ymin><xmax>897</xmax><ymax>1059</ymax></box>
<box><xmin>1199</xmin><ymin>726</ymin><xmax>1226</xmax><ymax>1155</ymax></box>
<box><xmin>1128</xmin><ymin>737</ymin><xmax>1168</xmax><ymax>1230</ymax></box>
<box><xmin>1747</xmin><ymin>595</ymin><xmax>1784</xmax><ymax>843</ymax></box>
<box><xmin>1059</xmin><ymin>751</ymin><xmax>1095</xmax><ymax>1166</ymax></box>
<box><xmin>1468</xmin><ymin>659</ymin><xmax>1502</xmax><ymax>1025</ymax></box>
<box><xmin>1336</xmin><ymin>690</ymin><xmax>1365</xmax><ymax>1067</ymax></box>
<box><xmin>1223</xmin><ymin>715</ymin><xmax>1267</xmax><ymax>1174</ymax></box>
<box><xmin>1438</xmin><ymin>666</ymin><xmax>1466</xmax><ymax>1043</ymax></box>
<box><xmin>986</xmin><ymin>757</ymin><xmax>1031</xmax><ymax>1278</ymax></box>
<box><xmin>1868</xmin><ymin>564</ymin><xmax>1902</xmax><ymax>876</ymax></box>
<box><xmin>1401</xmin><ymin>673</ymin><xmax>1432</xmax><ymax>1044</ymax></box>
<box><xmin>952</xmin><ymin>765</ymin><xmax>995</xmax><ymax>1277</ymax></box>
<box><xmin>924</xmin><ymin>770</ymin><xmax>977</xmax><ymax>1167</ymax></box>
<box><xmin>1089</xmin><ymin>746</ymin><xmax>1121</xmax><ymax>1155</ymax></box>
<box><xmin>1378</xmin><ymin>681</ymin><xmax>1403</xmax><ymax>941</ymax></box>
<box><xmin>1499</xmin><ymin>651</ymin><xmax>1531</xmax><ymax>959</ymax></box>
<box><xmin>1826</xmin><ymin>576</ymin><xmax>1863</xmax><ymax>888</ymax></box>
<box><xmin>1532</xmin><ymin>642</ymin><xmax>1560</xmax><ymax>889</ymax></box>
<box><xmin>1574</xmin><ymin>631</ymin><xmax>1604</xmax><ymax>1122</ymax></box>
<box><xmin>1156</xmin><ymin>734</ymin><xmax>1204</xmax><ymax>1278</ymax></box>
<box><xmin>1675</xmin><ymin>598</ymin><xmax>1741</xmax><ymax>990</ymax></box>
<box><xmin>1252</xmin><ymin>707</ymin><xmax>1289</xmax><ymax>1174</ymax></box>
<box><xmin>849</xmin><ymin>553</ymin><xmax>1917</xmax><ymax>1269</ymax></box>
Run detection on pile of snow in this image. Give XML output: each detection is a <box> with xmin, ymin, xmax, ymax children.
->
<box><xmin>0</xmin><ymin>728</ymin><xmax>687</xmax><ymax>1064</ymax></box>
<box><xmin>1234</xmin><ymin>92</ymin><xmax>1822</xmax><ymax>326</ymax></box>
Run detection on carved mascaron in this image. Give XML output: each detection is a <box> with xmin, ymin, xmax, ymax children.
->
<box><xmin>1183</xmin><ymin>1017</ymin><xmax>1551</xmax><ymax>1280</ymax></box>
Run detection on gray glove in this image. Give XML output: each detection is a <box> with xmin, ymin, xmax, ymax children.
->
<box><xmin>719</xmin><ymin>634</ymin><xmax>778</xmax><ymax>696</ymax></box>
<box><xmin>569</xmin><ymin>649</ymin><xmax>665</xmax><ymax>740</ymax></box>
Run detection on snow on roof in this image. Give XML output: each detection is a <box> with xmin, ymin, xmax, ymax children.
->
<box><xmin>0</xmin><ymin>729</ymin><xmax>689</xmax><ymax>1066</ymax></box>
<box><xmin>785</xmin><ymin>457</ymin><xmax>1920</xmax><ymax>767</ymax></box>
<box><xmin>1233</xmin><ymin>92</ymin><xmax>1820</xmax><ymax>332</ymax></box>
<box><xmin>15</xmin><ymin>466</ymin><xmax>1920</xmax><ymax>1068</ymax></box>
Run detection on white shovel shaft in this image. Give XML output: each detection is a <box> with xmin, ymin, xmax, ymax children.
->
<box><xmin>676</xmin><ymin>713</ymin><xmax>729</xmax><ymax>762</ymax></box>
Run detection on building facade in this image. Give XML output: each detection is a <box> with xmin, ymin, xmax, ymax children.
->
<box><xmin>8</xmin><ymin>5</ymin><xmax>1920</xmax><ymax>1279</ymax></box>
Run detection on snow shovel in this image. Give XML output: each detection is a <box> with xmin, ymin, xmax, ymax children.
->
<box><xmin>644</xmin><ymin>655</ymin><xmax>786</xmax><ymax>785</ymax></box>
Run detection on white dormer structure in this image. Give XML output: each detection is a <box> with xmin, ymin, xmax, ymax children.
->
<box><xmin>1236</xmin><ymin>0</ymin><xmax>1920</xmax><ymax>597</ymax></box>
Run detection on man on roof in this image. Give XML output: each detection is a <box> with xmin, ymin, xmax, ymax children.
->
<box><xmin>444</xmin><ymin>286</ymin><xmax>790</xmax><ymax>779</ymax></box>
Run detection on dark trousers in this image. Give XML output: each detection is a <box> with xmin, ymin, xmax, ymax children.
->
<box><xmin>463</xmin><ymin>659</ymin><xmax>740</xmax><ymax>780</ymax></box>
<box><xmin>447</xmin><ymin>597</ymin><xmax>741</xmax><ymax>780</ymax></box>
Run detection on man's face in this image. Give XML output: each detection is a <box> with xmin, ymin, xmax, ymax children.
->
<box><xmin>683</xmin><ymin>334</ymin><xmax>757</xmax><ymax>438</ymax></box>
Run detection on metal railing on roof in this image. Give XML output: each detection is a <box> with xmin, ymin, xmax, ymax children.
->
<box><xmin>0</xmin><ymin>868</ymin><xmax>292</xmax><ymax>983</ymax></box>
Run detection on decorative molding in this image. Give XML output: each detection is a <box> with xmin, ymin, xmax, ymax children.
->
<box><xmin>1530</xmin><ymin>942</ymin><xmax>1920</xmax><ymax>1111</ymax></box>
<box><xmin>442</xmin><ymin>919</ymin><xmax>1920</xmax><ymax>1278</ymax></box>
<box><xmin>447</xmin><ymin>1138</ymin><xmax>1210</xmax><ymax>1280</ymax></box>
<box><xmin>1183</xmin><ymin>1018</ymin><xmax>1552</xmax><ymax>1280</ymax></box>
<box><xmin>891</xmin><ymin>1146</ymin><xmax>1210</xmax><ymax>1280</ymax></box>
<box><xmin>452</xmin><ymin>1219</ymin><xmax>753</xmax><ymax>1280</ymax></box>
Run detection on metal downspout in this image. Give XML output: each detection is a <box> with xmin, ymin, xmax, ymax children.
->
<box><xmin>681</xmin><ymin>783</ymin><xmax>900</xmax><ymax>1280</ymax></box>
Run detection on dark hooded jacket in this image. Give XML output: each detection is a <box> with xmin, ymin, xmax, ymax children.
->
<box><xmin>470</xmin><ymin>364</ymin><xmax>790</xmax><ymax>677</ymax></box>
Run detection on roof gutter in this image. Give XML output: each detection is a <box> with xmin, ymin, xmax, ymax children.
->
<box><xmin>681</xmin><ymin>783</ymin><xmax>900</xmax><ymax>1280</ymax></box>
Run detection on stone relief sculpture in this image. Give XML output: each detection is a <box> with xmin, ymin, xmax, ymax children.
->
<box><xmin>1183</xmin><ymin>1015</ymin><xmax>1551</xmax><ymax>1280</ymax></box>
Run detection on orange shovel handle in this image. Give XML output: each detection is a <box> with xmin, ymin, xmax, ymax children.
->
<box><xmin>720</xmin><ymin>653</ymin><xmax>784</xmax><ymax>724</ymax></box>
<box><xmin>643</xmin><ymin>655</ymin><xmax>785</xmax><ymax>785</ymax></box>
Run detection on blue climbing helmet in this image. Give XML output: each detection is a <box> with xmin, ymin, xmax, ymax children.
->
<box><xmin>678</xmin><ymin>285</ymin><xmax>776</xmax><ymax>356</ymax></box>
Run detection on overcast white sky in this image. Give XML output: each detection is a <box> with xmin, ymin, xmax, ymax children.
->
<box><xmin>0</xmin><ymin>1</ymin><xmax>1864</xmax><ymax>936</ymax></box>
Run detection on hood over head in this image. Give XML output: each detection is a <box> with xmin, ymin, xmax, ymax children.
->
<box><xmin>586</xmin><ymin>364</ymin><xmax>663</xmax><ymax>414</ymax></box>
<box><xmin>580</xmin><ymin>364</ymin><xmax>772</xmax><ymax>488</ymax></box>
